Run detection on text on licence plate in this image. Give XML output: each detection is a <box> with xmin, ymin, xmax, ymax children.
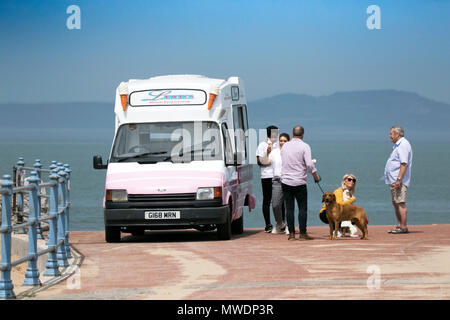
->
<box><xmin>144</xmin><ymin>211</ymin><xmax>180</xmax><ymax>219</ymax></box>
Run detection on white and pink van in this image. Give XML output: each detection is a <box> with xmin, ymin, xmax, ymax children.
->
<box><xmin>93</xmin><ymin>75</ymin><xmax>256</xmax><ymax>242</ymax></box>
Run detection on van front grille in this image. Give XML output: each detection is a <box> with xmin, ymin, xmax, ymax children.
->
<box><xmin>105</xmin><ymin>193</ymin><xmax>221</xmax><ymax>209</ymax></box>
<box><xmin>127</xmin><ymin>193</ymin><xmax>196</xmax><ymax>203</ymax></box>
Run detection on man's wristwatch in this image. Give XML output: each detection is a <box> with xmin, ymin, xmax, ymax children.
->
<box><xmin>396</xmin><ymin>177</ymin><xmax>402</xmax><ymax>182</ymax></box>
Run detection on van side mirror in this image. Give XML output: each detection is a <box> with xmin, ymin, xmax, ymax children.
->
<box><xmin>93</xmin><ymin>155</ymin><xmax>107</xmax><ymax>170</ymax></box>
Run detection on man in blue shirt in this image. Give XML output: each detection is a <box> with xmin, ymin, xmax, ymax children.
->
<box><xmin>383</xmin><ymin>126</ymin><xmax>413</xmax><ymax>234</ymax></box>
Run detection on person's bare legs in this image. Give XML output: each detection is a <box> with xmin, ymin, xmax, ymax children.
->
<box><xmin>393</xmin><ymin>202</ymin><xmax>407</xmax><ymax>229</ymax></box>
<box><xmin>393</xmin><ymin>201</ymin><xmax>402</xmax><ymax>228</ymax></box>
<box><xmin>397</xmin><ymin>202</ymin><xmax>407</xmax><ymax>229</ymax></box>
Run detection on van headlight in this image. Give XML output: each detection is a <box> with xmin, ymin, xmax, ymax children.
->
<box><xmin>196</xmin><ymin>187</ymin><xmax>222</xmax><ymax>200</ymax></box>
<box><xmin>106</xmin><ymin>189</ymin><xmax>128</xmax><ymax>202</ymax></box>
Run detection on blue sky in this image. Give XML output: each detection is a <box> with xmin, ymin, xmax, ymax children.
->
<box><xmin>0</xmin><ymin>0</ymin><xmax>449</xmax><ymax>103</ymax></box>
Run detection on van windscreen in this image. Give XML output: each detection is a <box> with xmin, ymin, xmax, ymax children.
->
<box><xmin>110</xmin><ymin>121</ymin><xmax>222</xmax><ymax>163</ymax></box>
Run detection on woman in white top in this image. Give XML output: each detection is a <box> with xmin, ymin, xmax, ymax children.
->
<box><xmin>339</xmin><ymin>174</ymin><xmax>359</xmax><ymax>237</ymax></box>
<box><xmin>264</xmin><ymin>133</ymin><xmax>290</xmax><ymax>234</ymax></box>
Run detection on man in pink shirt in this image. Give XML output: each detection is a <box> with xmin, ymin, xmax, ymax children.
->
<box><xmin>281</xmin><ymin>126</ymin><xmax>321</xmax><ymax>241</ymax></box>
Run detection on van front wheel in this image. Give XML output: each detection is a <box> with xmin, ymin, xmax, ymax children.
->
<box><xmin>231</xmin><ymin>210</ymin><xmax>244</xmax><ymax>234</ymax></box>
<box><xmin>217</xmin><ymin>205</ymin><xmax>232</xmax><ymax>240</ymax></box>
<box><xmin>105</xmin><ymin>226</ymin><xmax>121</xmax><ymax>243</ymax></box>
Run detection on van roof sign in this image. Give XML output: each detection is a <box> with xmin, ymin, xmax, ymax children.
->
<box><xmin>129</xmin><ymin>89</ymin><xmax>207</xmax><ymax>107</ymax></box>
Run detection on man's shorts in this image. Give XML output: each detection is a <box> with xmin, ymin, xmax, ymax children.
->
<box><xmin>390</xmin><ymin>183</ymin><xmax>407</xmax><ymax>204</ymax></box>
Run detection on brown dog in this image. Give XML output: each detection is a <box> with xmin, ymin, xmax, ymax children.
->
<box><xmin>322</xmin><ymin>192</ymin><xmax>368</xmax><ymax>240</ymax></box>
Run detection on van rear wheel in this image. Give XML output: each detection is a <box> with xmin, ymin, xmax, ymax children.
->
<box><xmin>217</xmin><ymin>205</ymin><xmax>232</xmax><ymax>240</ymax></box>
<box><xmin>105</xmin><ymin>226</ymin><xmax>121</xmax><ymax>243</ymax></box>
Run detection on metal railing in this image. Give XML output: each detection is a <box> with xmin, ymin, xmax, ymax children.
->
<box><xmin>0</xmin><ymin>158</ymin><xmax>72</xmax><ymax>299</ymax></box>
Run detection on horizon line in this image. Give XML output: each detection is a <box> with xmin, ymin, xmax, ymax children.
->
<box><xmin>0</xmin><ymin>88</ymin><xmax>449</xmax><ymax>106</ymax></box>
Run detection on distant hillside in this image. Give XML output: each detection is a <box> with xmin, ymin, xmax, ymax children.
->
<box><xmin>248</xmin><ymin>90</ymin><xmax>450</xmax><ymax>136</ymax></box>
<box><xmin>0</xmin><ymin>102</ymin><xmax>114</xmax><ymax>129</ymax></box>
<box><xmin>1</xmin><ymin>90</ymin><xmax>449</xmax><ymax>141</ymax></box>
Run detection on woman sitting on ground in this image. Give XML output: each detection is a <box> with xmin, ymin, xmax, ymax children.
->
<box><xmin>319</xmin><ymin>173</ymin><xmax>359</xmax><ymax>238</ymax></box>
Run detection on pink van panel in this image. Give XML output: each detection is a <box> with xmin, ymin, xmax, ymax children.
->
<box><xmin>105</xmin><ymin>170</ymin><xmax>225</xmax><ymax>195</ymax></box>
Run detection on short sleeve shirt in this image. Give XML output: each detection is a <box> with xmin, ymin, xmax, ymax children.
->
<box><xmin>269</xmin><ymin>147</ymin><xmax>282</xmax><ymax>179</ymax></box>
<box><xmin>383</xmin><ymin>137</ymin><xmax>413</xmax><ymax>187</ymax></box>
<box><xmin>256</xmin><ymin>139</ymin><xmax>274</xmax><ymax>179</ymax></box>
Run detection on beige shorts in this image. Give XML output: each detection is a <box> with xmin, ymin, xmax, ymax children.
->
<box><xmin>390</xmin><ymin>183</ymin><xmax>407</xmax><ymax>204</ymax></box>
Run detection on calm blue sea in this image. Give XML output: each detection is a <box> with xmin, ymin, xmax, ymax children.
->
<box><xmin>1</xmin><ymin>139</ymin><xmax>449</xmax><ymax>231</ymax></box>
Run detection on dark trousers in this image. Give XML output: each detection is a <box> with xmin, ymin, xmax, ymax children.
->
<box><xmin>282</xmin><ymin>183</ymin><xmax>307</xmax><ymax>234</ymax></box>
<box><xmin>261</xmin><ymin>178</ymin><xmax>272</xmax><ymax>226</ymax></box>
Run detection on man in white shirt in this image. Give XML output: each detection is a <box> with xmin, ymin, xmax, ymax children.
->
<box><xmin>383</xmin><ymin>125</ymin><xmax>413</xmax><ymax>234</ymax></box>
<box><xmin>256</xmin><ymin>125</ymin><xmax>279</xmax><ymax>233</ymax></box>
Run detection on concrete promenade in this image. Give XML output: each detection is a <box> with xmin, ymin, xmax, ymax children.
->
<box><xmin>30</xmin><ymin>224</ymin><xmax>450</xmax><ymax>300</ymax></box>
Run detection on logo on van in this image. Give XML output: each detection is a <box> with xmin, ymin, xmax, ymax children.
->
<box><xmin>144</xmin><ymin>90</ymin><xmax>194</xmax><ymax>102</ymax></box>
<box><xmin>157</xmin><ymin>188</ymin><xmax>167</xmax><ymax>192</ymax></box>
<box><xmin>129</xmin><ymin>89</ymin><xmax>207</xmax><ymax>106</ymax></box>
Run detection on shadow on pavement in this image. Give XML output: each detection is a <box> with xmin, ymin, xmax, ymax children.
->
<box><xmin>120</xmin><ymin>228</ymin><xmax>261</xmax><ymax>243</ymax></box>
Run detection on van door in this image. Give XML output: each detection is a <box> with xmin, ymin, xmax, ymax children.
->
<box><xmin>221</xmin><ymin>122</ymin><xmax>238</xmax><ymax>211</ymax></box>
<box><xmin>232</xmin><ymin>104</ymin><xmax>252</xmax><ymax>219</ymax></box>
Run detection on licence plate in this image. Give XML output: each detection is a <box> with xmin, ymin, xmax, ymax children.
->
<box><xmin>144</xmin><ymin>211</ymin><xmax>180</xmax><ymax>220</ymax></box>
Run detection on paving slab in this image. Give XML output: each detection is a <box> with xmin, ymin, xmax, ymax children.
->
<box><xmin>31</xmin><ymin>224</ymin><xmax>450</xmax><ymax>300</ymax></box>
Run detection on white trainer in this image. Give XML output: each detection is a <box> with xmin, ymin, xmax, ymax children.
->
<box><xmin>349</xmin><ymin>224</ymin><xmax>359</xmax><ymax>238</ymax></box>
<box><xmin>333</xmin><ymin>230</ymin><xmax>342</xmax><ymax>238</ymax></box>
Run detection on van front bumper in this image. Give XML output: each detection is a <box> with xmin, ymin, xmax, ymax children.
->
<box><xmin>104</xmin><ymin>206</ymin><xmax>229</xmax><ymax>228</ymax></box>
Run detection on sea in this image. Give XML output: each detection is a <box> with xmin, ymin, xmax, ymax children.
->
<box><xmin>1</xmin><ymin>136</ymin><xmax>449</xmax><ymax>231</ymax></box>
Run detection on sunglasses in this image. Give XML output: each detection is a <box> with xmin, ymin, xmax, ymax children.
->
<box><xmin>346</xmin><ymin>178</ymin><xmax>356</xmax><ymax>183</ymax></box>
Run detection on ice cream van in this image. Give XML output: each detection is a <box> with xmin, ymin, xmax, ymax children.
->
<box><xmin>93</xmin><ymin>75</ymin><xmax>256</xmax><ymax>242</ymax></box>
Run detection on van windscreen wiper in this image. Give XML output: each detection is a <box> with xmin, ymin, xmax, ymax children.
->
<box><xmin>116</xmin><ymin>151</ymin><xmax>168</xmax><ymax>162</ymax></box>
<box><xmin>178</xmin><ymin>148</ymin><xmax>207</xmax><ymax>157</ymax></box>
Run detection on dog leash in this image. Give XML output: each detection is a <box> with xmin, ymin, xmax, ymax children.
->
<box><xmin>312</xmin><ymin>159</ymin><xmax>325</xmax><ymax>195</ymax></box>
<box><xmin>316</xmin><ymin>181</ymin><xmax>325</xmax><ymax>194</ymax></box>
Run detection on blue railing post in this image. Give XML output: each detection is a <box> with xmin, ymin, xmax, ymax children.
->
<box><xmin>56</xmin><ymin>163</ymin><xmax>63</xmax><ymax>207</ymax></box>
<box><xmin>14</xmin><ymin>158</ymin><xmax>26</xmax><ymax>234</ymax></box>
<box><xmin>22</xmin><ymin>172</ymin><xmax>42</xmax><ymax>286</ymax></box>
<box><xmin>43</xmin><ymin>171</ymin><xmax>61</xmax><ymax>277</ymax></box>
<box><xmin>46</xmin><ymin>162</ymin><xmax>58</xmax><ymax>246</ymax></box>
<box><xmin>17</xmin><ymin>157</ymin><xmax>25</xmax><ymax>184</ymax></box>
<box><xmin>34</xmin><ymin>159</ymin><xmax>44</xmax><ymax>240</ymax></box>
<box><xmin>56</xmin><ymin>169</ymin><xmax>68</xmax><ymax>268</ymax></box>
<box><xmin>34</xmin><ymin>159</ymin><xmax>42</xmax><ymax>180</ymax></box>
<box><xmin>0</xmin><ymin>175</ymin><xmax>15</xmax><ymax>299</ymax></box>
<box><xmin>63</xmin><ymin>164</ymin><xmax>72</xmax><ymax>259</ymax></box>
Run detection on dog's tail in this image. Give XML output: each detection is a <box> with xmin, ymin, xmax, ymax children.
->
<box><xmin>352</xmin><ymin>215</ymin><xmax>369</xmax><ymax>225</ymax></box>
